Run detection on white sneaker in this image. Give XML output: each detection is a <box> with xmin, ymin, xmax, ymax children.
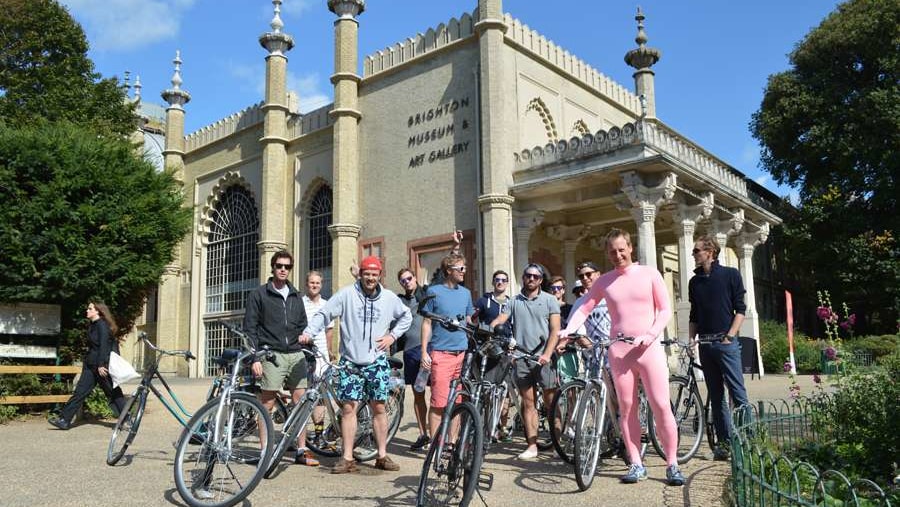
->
<box><xmin>517</xmin><ymin>448</ymin><xmax>538</xmax><ymax>460</ymax></box>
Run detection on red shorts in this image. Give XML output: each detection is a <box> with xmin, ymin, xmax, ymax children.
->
<box><xmin>430</xmin><ymin>350</ymin><xmax>465</xmax><ymax>408</ymax></box>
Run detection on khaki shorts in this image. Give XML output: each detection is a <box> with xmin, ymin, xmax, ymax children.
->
<box><xmin>260</xmin><ymin>350</ymin><xmax>308</xmax><ymax>391</ymax></box>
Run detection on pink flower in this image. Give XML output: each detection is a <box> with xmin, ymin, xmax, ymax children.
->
<box><xmin>847</xmin><ymin>314</ymin><xmax>856</xmax><ymax>326</ymax></box>
<box><xmin>813</xmin><ymin>374</ymin><xmax>822</xmax><ymax>384</ymax></box>
<box><xmin>840</xmin><ymin>321</ymin><xmax>850</xmax><ymax>330</ymax></box>
<box><xmin>824</xmin><ymin>347</ymin><xmax>837</xmax><ymax>360</ymax></box>
<box><xmin>783</xmin><ymin>361</ymin><xmax>792</xmax><ymax>373</ymax></box>
<box><xmin>816</xmin><ymin>306</ymin><xmax>833</xmax><ymax>321</ymax></box>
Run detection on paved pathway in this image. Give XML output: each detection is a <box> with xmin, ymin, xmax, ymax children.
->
<box><xmin>1</xmin><ymin>373</ymin><xmax>808</xmax><ymax>507</ymax></box>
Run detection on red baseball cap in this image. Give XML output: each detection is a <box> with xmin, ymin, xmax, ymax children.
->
<box><xmin>360</xmin><ymin>256</ymin><xmax>382</xmax><ymax>273</ymax></box>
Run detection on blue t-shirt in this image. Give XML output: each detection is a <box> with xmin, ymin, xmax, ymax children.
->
<box><xmin>422</xmin><ymin>283</ymin><xmax>474</xmax><ymax>351</ymax></box>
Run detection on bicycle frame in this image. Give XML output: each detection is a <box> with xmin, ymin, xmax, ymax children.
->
<box><xmin>134</xmin><ymin>336</ymin><xmax>194</xmax><ymax>426</ymax></box>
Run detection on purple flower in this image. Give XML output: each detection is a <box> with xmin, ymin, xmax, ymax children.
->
<box><xmin>840</xmin><ymin>321</ymin><xmax>850</xmax><ymax>330</ymax></box>
<box><xmin>783</xmin><ymin>361</ymin><xmax>792</xmax><ymax>373</ymax></box>
<box><xmin>824</xmin><ymin>347</ymin><xmax>837</xmax><ymax>360</ymax></box>
<box><xmin>847</xmin><ymin>314</ymin><xmax>857</xmax><ymax>326</ymax></box>
<box><xmin>816</xmin><ymin>306</ymin><xmax>833</xmax><ymax>321</ymax></box>
<box><xmin>813</xmin><ymin>374</ymin><xmax>822</xmax><ymax>384</ymax></box>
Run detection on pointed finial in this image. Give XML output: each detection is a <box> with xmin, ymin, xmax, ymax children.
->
<box><xmin>271</xmin><ymin>0</ymin><xmax>284</xmax><ymax>33</ymax></box>
<box><xmin>635</xmin><ymin>7</ymin><xmax>647</xmax><ymax>47</ymax></box>
<box><xmin>124</xmin><ymin>70</ymin><xmax>131</xmax><ymax>96</ymax></box>
<box><xmin>134</xmin><ymin>75</ymin><xmax>142</xmax><ymax>102</ymax></box>
<box><xmin>171</xmin><ymin>50</ymin><xmax>183</xmax><ymax>91</ymax></box>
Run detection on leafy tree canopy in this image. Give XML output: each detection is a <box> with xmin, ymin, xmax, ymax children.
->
<box><xmin>752</xmin><ymin>0</ymin><xmax>899</xmax><ymax>333</ymax></box>
<box><xmin>0</xmin><ymin>124</ymin><xmax>191</xmax><ymax>358</ymax></box>
<box><xmin>0</xmin><ymin>0</ymin><xmax>137</xmax><ymax>136</ymax></box>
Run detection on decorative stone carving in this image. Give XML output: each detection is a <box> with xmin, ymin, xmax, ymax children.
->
<box><xmin>161</xmin><ymin>51</ymin><xmax>190</xmax><ymax>110</ymax></box>
<box><xmin>546</xmin><ymin>224</ymin><xmax>591</xmax><ymax>243</ymax></box>
<box><xmin>327</xmin><ymin>223</ymin><xmax>362</xmax><ymax>239</ymax></box>
<box><xmin>478</xmin><ymin>193</ymin><xmax>515</xmax><ymax>212</ymax></box>
<box><xmin>259</xmin><ymin>0</ymin><xmax>295</xmax><ymax>55</ymax></box>
<box><xmin>328</xmin><ymin>0</ymin><xmax>365</xmax><ymax>19</ymax></box>
<box><xmin>621</xmin><ymin>171</ymin><xmax>676</xmax><ymax>210</ymax></box>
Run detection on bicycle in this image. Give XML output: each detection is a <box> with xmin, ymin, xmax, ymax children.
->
<box><xmin>264</xmin><ymin>346</ymin><xmax>404</xmax><ymax>477</ymax></box>
<box><xmin>572</xmin><ymin>333</ymin><xmax>653</xmax><ymax>491</ymax></box>
<box><xmin>651</xmin><ymin>337</ymin><xmax>717</xmax><ymax>464</ymax></box>
<box><xmin>415</xmin><ymin>303</ymin><xmax>542</xmax><ymax>507</ymax></box>
<box><xmin>172</xmin><ymin>344</ymin><xmax>277</xmax><ymax>507</ymax></box>
<box><xmin>107</xmin><ymin>332</ymin><xmax>197</xmax><ymax>466</ymax></box>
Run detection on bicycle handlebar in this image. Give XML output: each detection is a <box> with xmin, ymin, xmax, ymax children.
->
<box><xmin>139</xmin><ymin>332</ymin><xmax>195</xmax><ymax>361</ymax></box>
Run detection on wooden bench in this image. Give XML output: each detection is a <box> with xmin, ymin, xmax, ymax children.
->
<box><xmin>0</xmin><ymin>365</ymin><xmax>81</xmax><ymax>405</ymax></box>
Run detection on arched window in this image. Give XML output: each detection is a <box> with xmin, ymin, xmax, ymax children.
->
<box><xmin>204</xmin><ymin>185</ymin><xmax>259</xmax><ymax>375</ymax></box>
<box><xmin>308</xmin><ymin>186</ymin><xmax>333</xmax><ymax>296</ymax></box>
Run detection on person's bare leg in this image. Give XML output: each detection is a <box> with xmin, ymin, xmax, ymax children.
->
<box><xmin>340</xmin><ymin>401</ymin><xmax>359</xmax><ymax>462</ymax></box>
<box><xmin>370</xmin><ymin>401</ymin><xmax>389</xmax><ymax>457</ymax></box>
<box><xmin>413</xmin><ymin>390</ymin><xmax>428</xmax><ymax>437</ymax></box>
<box><xmin>520</xmin><ymin>384</ymin><xmax>538</xmax><ymax>451</ymax></box>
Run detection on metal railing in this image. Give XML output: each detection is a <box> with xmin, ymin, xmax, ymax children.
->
<box><xmin>730</xmin><ymin>399</ymin><xmax>894</xmax><ymax>506</ymax></box>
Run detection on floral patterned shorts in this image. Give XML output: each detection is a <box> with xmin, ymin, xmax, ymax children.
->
<box><xmin>336</xmin><ymin>355</ymin><xmax>390</xmax><ymax>402</ymax></box>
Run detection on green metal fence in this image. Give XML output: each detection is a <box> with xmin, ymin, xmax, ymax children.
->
<box><xmin>730</xmin><ymin>399</ymin><xmax>894</xmax><ymax>507</ymax></box>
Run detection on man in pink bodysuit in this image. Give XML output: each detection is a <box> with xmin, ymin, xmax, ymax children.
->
<box><xmin>562</xmin><ymin>228</ymin><xmax>685</xmax><ymax>486</ymax></box>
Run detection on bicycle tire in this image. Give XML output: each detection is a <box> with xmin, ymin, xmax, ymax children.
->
<box><xmin>174</xmin><ymin>392</ymin><xmax>273</xmax><ymax>507</ymax></box>
<box><xmin>385</xmin><ymin>386</ymin><xmax>405</xmax><ymax>442</ymax></box>
<box><xmin>535</xmin><ymin>392</ymin><xmax>554</xmax><ymax>451</ymax></box>
<box><xmin>651</xmin><ymin>375</ymin><xmax>705</xmax><ymax>464</ymax></box>
<box><xmin>705</xmin><ymin>395</ymin><xmax>719</xmax><ymax>451</ymax></box>
<box><xmin>573</xmin><ymin>382</ymin><xmax>606</xmax><ymax>491</ymax></box>
<box><xmin>265</xmin><ymin>397</ymin><xmax>316</xmax><ymax>478</ymax></box>
<box><xmin>106</xmin><ymin>390</ymin><xmax>146</xmax><ymax>466</ymax></box>
<box><xmin>549</xmin><ymin>379</ymin><xmax>585</xmax><ymax>464</ymax></box>
<box><xmin>416</xmin><ymin>401</ymin><xmax>484</xmax><ymax>506</ymax></box>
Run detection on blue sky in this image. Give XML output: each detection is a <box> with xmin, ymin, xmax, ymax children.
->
<box><xmin>62</xmin><ymin>0</ymin><xmax>841</xmax><ymax>200</ymax></box>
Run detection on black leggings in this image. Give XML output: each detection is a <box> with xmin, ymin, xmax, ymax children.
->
<box><xmin>59</xmin><ymin>365</ymin><xmax>126</xmax><ymax>423</ymax></box>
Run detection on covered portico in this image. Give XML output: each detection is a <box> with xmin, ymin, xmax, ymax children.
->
<box><xmin>508</xmin><ymin>118</ymin><xmax>781</xmax><ymax>371</ymax></box>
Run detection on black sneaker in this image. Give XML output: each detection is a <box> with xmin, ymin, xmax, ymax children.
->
<box><xmin>410</xmin><ymin>434</ymin><xmax>430</xmax><ymax>451</ymax></box>
<box><xmin>712</xmin><ymin>446</ymin><xmax>731</xmax><ymax>461</ymax></box>
<box><xmin>48</xmin><ymin>417</ymin><xmax>70</xmax><ymax>430</ymax></box>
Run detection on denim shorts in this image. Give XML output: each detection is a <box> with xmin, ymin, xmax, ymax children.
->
<box><xmin>336</xmin><ymin>355</ymin><xmax>390</xmax><ymax>402</ymax></box>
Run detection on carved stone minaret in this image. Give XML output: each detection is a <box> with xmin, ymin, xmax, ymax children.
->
<box><xmin>161</xmin><ymin>51</ymin><xmax>190</xmax><ymax>180</ymax></box>
<box><xmin>158</xmin><ymin>52</ymin><xmax>191</xmax><ymax>375</ymax></box>
<box><xmin>624</xmin><ymin>8</ymin><xmax>661</xmax><ymax>118</ymax></box>
<box><xmin>258</xmin><ymin>0</ymin><xmax>295</xmax><ymax>279</ymax></box>
<box><xmin>327</xmin><ymin>0</ymin><xmax>365</xmax><ymax>290</ymax></box>
<box><xmin>476</xmin><ymin>0</ymin><xmax>516</xmax><ymax>277</ymax></box>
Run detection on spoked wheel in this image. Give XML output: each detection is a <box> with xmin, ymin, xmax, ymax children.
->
<box><xmin>573</xmin><ymin>382</ymin><xmax>606</xmax><ymax>491</ymax></box>
<box><xmin>107</xmin><ymin>390</ymin><xmax>145</xmax><ymax>466</ymax></box>
<box><xmin>353</xmin><ymin>403</ymin><xmax>380</xmax><ymax>462</ymax></box>
<box><xmin>416</xmin><ymin>401</ymin><xmax>484</xmax><ymax>507</ymax></box>
<box><xmin>549</xmin><ymin>379</ymin><xmax>584</xmax><ymax>464</ymax></box>
<box><xmin>265</xmin><ymin>399</ymin><xmax>315</xmax><ymax>478</ymax></box>
<box><xmin>498</xmin><ymin>383</ymin><xmax>520</xmax><ymax>440</ymax></box>
<box><xmin>535</xmin><ymin>392</ymin><xmax>554</xmax><ymax>451</ymax></box>
<box><xmin>651</xmin><ymin>375</ymin><xmax>705</xmax><ymax>464</ymax></box>
<box><xmin>174</xmin><ymin>392</ymin><xmax>273</xmax><ymax>507</ymax></box>
<box><xmin>385</xmin><ymin>387</ymin><xmax>405</xmax><ymax>442</ymax></box>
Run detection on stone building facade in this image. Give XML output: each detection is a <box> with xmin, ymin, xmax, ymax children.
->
<box><xmin>126</xmin><ymin>0</ymin><xmax>782</xmax><ymax>377</ymax></box>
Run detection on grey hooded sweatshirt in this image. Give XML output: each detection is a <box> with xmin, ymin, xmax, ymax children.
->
<box><xmin>304</xmin><ymin>280</ymin><xmax>412</xmax><ymax>365</ymax></box>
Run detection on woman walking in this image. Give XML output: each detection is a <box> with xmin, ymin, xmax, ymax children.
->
<box><xmin>49</xmin><ymin>302</ymin><xmax>127</xmax><ymax>430</ymax></box>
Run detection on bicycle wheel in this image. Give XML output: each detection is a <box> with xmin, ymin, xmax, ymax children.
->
<box><xmin>651</xmin><ymin>375</ymin><xmax>704</xmax><ymax>464</ymax></box>
<box><xmin>306</xmin><ymin>398</ymin><xmax>341</xmax><ymax>458</ymax></box>
<box><xmin>573</xmin><ymin>382</ymin><xmax>606</xmax><ymax>491</ymax></box>
<box><xmin>107</xmin><ymin>390</ymin><xmax>146</xmax><ymax>465</ymax></box>
<box><xmin>705</xmin><ymin>396</ymin><xmax>719</xmax><ymax>451</ymax></box>
<box><xmin>499</xmin><ymin>382</ymin><xmax>520</xmax><ymax>439</ymax></box>
<box><xmin>549</xmin><ymin>379</ymin><xmax>584</xmax><ymax>464</ymax></box>
<box><xmin>416</xmin><ymin>401</ymin><xmax>484</xmax><ymax>507</ymax></box>
<box><xmin>174</xmin><ymin>392</ymin><xmax>272</xmax><ymax>507</ymax></box>
<box><xmin>385</xmin><ymin>386</ymin><xmax>405</xmax><ymax>442</ymax></box>
<box><xmin>535</xmin><ymin>392</ymin><xmax>554</xmax><ymax>451</ymax></box>
<box><xmin>265</xmin><ymin>398</ymin><xmax>315</xmax><ymax>478</ymax></box>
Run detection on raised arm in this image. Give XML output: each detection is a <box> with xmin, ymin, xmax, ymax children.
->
<box><xmin>562</xmin><ymin>281</ymin><xmax>605</xmax><ymax>336</ymax></box>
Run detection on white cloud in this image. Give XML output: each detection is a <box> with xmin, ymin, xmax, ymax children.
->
<box><xmin>63</xmin><ymin>0</ymin><xmax>196</xmax><ymax>51</ymax></box>
<box><xmin>739</xmin><ymin>143</ymin><xmax>759</xmax><ymax>167</ymax></box>
<box><xmin>754</xmin><ymin>174</ymin><xmax>770</xmax><ymax>186</ymax></box>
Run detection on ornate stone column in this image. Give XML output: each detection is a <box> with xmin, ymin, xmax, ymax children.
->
<box><xmin>159</xmin><ymin>52</ymin><xmax>191</xmax><ymax>374</ymax></box>
<box><xmin>512</xmin><ymin>210</ymin><xmax>544</xmax><ymax>288</ymax></box>
<box><xmin>709</xmin><ymin>208</ymin><xmax>743</xmax><ymax>267</ymax></box>
<box><xmin>737</xmin><ymin>221</ymin><xmax>769</xmax><ymax>376</ymax></box>
<box><xmin>478</xmin><ymin>193</ymin><xmax>515</xmax><ymax>288</ymax></box>
<box><xmin>546</xmin><ymin>224</ymin><xmax>591</xmax><ymax>288</ymax></box>
<box><xmin>621</xmin><ymin>171</ymin><xmax>676</xmax><ymax>268</ymax></box>
<box><xmin>624</xmin><ymin>8</ymin><xmax>661</xmax><ymax>119</ymax></box>
<box><xmin>672</xmin><ymin>193</ymin><xmax>713</xmax><ymax>340</ymax></box>
<box><xmin>328</xmin><ymin>0</ymin><xmax>364</xmax><ymax>290</ymax></box>
<box><xmin>258</xmin><ymin>0</ymin><xmax>294</xmax><ymax>279</ymax></box>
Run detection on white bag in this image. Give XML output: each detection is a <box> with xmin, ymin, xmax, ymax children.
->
<box><xmin>108</xmin><ymin>351</ymin><xmax>140</xmax><ymax>388</ymax></box>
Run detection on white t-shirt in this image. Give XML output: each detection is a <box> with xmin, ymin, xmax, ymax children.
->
<box><xmin>303</xmin><ymin>295</ymin><xmax>334</xmax><ymax>374</ymax></box>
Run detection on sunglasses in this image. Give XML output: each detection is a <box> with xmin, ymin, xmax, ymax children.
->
<box><xmin>550</xmin><ymin>285</ymin><xmax>564</xmax><ymax>292</ymax></box>
<box><xmin>692</xmin><ymin>248</ymin><xmax>707</xmax><ymax>254</ymax></box>
<box><xmin>400</xmin><ymin>276</ymin><xmax>414</xmax><ymax>284</ymax></box>
<box><xmin>449</xmin><ymin>265</ymin><xmax>466</xmax><ymax>272</ymax></box>
<box><xmin>523</xmin><ymin>273</ymin><xmax>542</xmax><ymax>280</ymax></box>
<box><xmin>577</xmin><ymin>270</ymin><xmax>596</xmax><ymax>279</ymax></box>
<box><xmin>274</xmin><ymin>263</ymin><xmax>293</xmax><ymax>271</ymax></box>
<box><xmin>493</xmin><ymin>277</ymin><xmax>508</xmax><ymax>283</ymax></box>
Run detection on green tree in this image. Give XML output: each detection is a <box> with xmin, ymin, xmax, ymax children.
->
<box><xmin>0</xmin><ymin>124</ymin><xmax>191</xmax><ymax>359</ymax></box>
<box><xmin>0</xmin><ymin>0</ymin><xmax>136</xmax><ymax>136</ymax></box>
<box><xmin>751</xmin><ymin>0</ymin><xmax>900</xmax><ymax>333</ymax></box>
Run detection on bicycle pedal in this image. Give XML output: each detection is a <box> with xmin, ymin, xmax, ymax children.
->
<box><xmin>478</xmin><ymin>471</ymin><xmax>494</xmax><ymax>490</ymax></box>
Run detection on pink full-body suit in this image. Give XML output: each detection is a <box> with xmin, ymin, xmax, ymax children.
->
<box><xmin>564</xmin><ymin>263</ymin><xmax>678</xmax><ymax>466</ymax></box>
